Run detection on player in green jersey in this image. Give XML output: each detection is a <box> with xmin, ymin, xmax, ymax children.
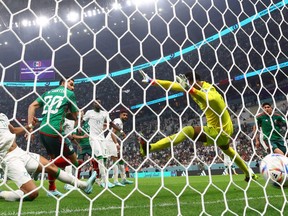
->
<box><xmin>253</xmin><ymin>102</ymin><xmax>287</xmax><ymax>155</ymax></box>
<box><xmin>28</xmin><ymin>77</ymin><xmax>80</xmax><ymax>197</ymax></box>
<box><xmin>138</xmin><ymin>70</ymin><xmax>258</xmax><ymax>182</ymax></box>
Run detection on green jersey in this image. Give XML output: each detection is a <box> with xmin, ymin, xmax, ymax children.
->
<box><xmin>73</xmin><ymin>121</ymin><xmax>90</xmax><ymax>147</ymax></box>
<box><xmin>256</xmin><ymin>112</ymin><xmax>286</xmax><ymax>141</ymax></box>
<box><xmin>36</xmin><ymin>86</ymin><xmax>78</xmax><ymax>135</ymax></box>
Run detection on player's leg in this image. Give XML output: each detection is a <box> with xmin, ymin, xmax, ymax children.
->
<box><xmin>271</xmin><ymin>141</ymin><xmax>286</xmax><ymax>155</ymax></box>
<box><xmin>39</xmin><ymin>133</ymin><xmax>63</xmax><ymax>196</ymax></box>
<box><xmin>107</xmin><ymin>141</ymin><xmax>125</xmax><ymax>186</ymax></box>
<box><xmin>91</xmin><ymin>139</ymin><xmax>114</xmax><ymax>188</ymax></box>
<box><xmin>119</xmin><ymin>161</ymin><xmax>133</xmax><ymax>184</ymax></box>
<box><xmin>139</xmin><ymin>126</ymin><xmax>201</xmax><ymax>155</ymax></box>
<box><xmin>220</xmin><ymin>145</ymin><xmax>257</xmax><ymax>181</ymax></box>
<box><xmin>0</xmin><ymin>147</ymin><xmax>40</xmax><ymax>201</ymax></box>
<box><xmin>38</xmin><ymin>156</ymin><xmax>96</xmax><ymax>194</ymax></box>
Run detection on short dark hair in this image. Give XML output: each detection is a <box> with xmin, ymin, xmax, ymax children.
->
<box><xmin>184</xmin><ymin>72</ymin><xmax>201</xmax><ymax>82</ymax></box>
<box><xmin>262</xmin><ymin>102</ymin><xmax>271</xmax><ymax>107</ymax></box>
<box><xmin>120</xmin><ymin>108</ymin><xmax>128</xmax><ymax>114</ymax></box>
<box><xmin>59</xmin><ymin>77</ymin><xmax>74</xmax><ymax>85</ymax></box>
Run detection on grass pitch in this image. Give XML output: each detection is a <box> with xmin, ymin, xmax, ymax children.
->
<box><xmin>0</xmin><ymin>174</ymin><xmax>287</xmax><ymax>216</ymax></box>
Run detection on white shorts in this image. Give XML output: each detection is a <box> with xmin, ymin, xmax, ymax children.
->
<box><xmin>223</xmin><ymin>154</ymin><xmax>232</xmax><ymax>167</ymax></box>
<box><xmin>106</xmin><ymin>140</ymin><xmax>118</xmax><ymax>157</ymax></box>
<box><xmin>1</xmin><ymin>147</ymin><xmax>40</xmax><ymax>188</ymax></box>
<box><xmin>90</xmin><ymin>138</ymin><xmax>108</xmax><ymax>158</ymax></box>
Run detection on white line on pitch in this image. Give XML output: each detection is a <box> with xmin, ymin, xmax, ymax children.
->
<box><xmin>0</xmin><ymin>194</ymin><xmax>286</xmax><ymax>216</ymax></box>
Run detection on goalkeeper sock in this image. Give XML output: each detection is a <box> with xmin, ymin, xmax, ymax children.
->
<box><xmin>222</xmin><ymin>147</ymin><xmax>250</xmax><ymax>176</ymax></box>
<box><xmin>150</xmin><ymin>126</ymin><xmax>194</xmax><ymax>152</ymax></box>
<box><xmin>0</xmin><ymin>190</ymin><xmax>24</xmax><ymax>201</ymax></box>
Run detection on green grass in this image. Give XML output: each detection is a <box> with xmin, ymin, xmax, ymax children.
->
<box><xmin>0</xmin><ymin>175</ymin><xmax>288</xmax><ymax>216</ymax></box>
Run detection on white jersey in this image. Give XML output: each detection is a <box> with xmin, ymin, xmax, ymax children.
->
<box><xmin>0</xmin><ymin>113</ymin><xmax>16</xmax><ymax>159</ymax></box>
<box><xmin>106</xmin><ymin>118</ymin><xmax>123</xmax><ymax>142</ymax></box>
<box><xmin>83</xmin><ymin>109</ymin><xmax>110</xmax><ymax>139</ymax></box>
<box><xmin>63</xmin><ymin>118</ymin><xmax>75</xmax><ymax>135</ymax></box>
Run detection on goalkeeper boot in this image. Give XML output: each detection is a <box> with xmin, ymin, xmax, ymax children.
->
<box><xmin>138</xmin><ymin>136</ymin><xmax>147</xmax><ymax>156</ymax></box>
<box><xmin>244</xmin><ymin>174</ymin><xmax>258</xmax><ymax>182</ymax></box>
<box><xmin>84</xmin><ymin>171</ymin><xmax>97</xmax><ymax>194</ymax></box>
<box><xmin>47</xmin><ymin>190</ymin><xmax>63</xmax><ymax>198</ymax></box>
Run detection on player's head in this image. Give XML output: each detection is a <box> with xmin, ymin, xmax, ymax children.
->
<box><xmin>262</xmin><ymin>102</ymin><xmax>273</xmax><ymax>115</ymax></box>
<box><xmin>59</xmin><ymin>77</ymin><xmax>75</xmax><ymax>91</ymax></box>
<box><xmin>119</xmin><ymin>109</ymin><xmax>129</xmax><ymax>122</ymax></box>
<box><xmin>93</xmin><ymin>98</ymin><xmax>102</xmax><ymax>112</ymax></box>
<box><xmin>185</xmin><ymin>72</ymin><xmax>201</xmax><ymax>89</ymax></box>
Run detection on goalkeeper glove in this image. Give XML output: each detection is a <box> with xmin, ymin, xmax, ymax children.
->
<box><xmin>176</xmin><ymin>74</ymin><xmax>191</xmax><ymax>90</ymax></box>
<box><xmin>139</xmin><ymin>70</ymin><xmax>152</xmax><ymax>83</ymax></box>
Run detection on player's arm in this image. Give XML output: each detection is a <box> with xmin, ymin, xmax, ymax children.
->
<box><xmin>9</xmin><ymin>116</ymin><xmax>38</xmax><ymax>135</ymax></box>
<box><xmin>72</xmin><ymin>133</ymin><xmax>89</xmax><ymax>140</ymax></box>
<box><xmin>109</xmin><ymin>121</ymin><xmax>126</xmax><ymax>138</ymax></box>
<box><xmin>139</xmin><ymin>70</ymin><xmax>185</xmax><ymax>92</ymax></box>
<box><xmin>252</xmin><ymin>123</ymin><xmax>260</xmax><ymax>148</ymax></box>
<box><xmin>28</xmin><ymin>100</ymin><xmax>41</xmax><ymax>127</ymax></box>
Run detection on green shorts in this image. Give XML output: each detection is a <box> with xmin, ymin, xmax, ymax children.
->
<box><xmin>203</xmin><ymin>126</ymin><xmax>233</xmax><ymax>147</ymax></box>
<box><xmin>39</xmin><ymin>132</ymin><xmax>75</xmax><ymax>157</ymax></box>
<box><xmin>267</xmin><ymin>140</ymin><xmax>287</xmax><ymax>154</ymax></box>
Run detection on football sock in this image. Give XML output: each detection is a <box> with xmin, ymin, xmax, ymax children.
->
<box><xmin>222</xmin><ymin>147</ymin><xmax>250</xmax><ymax>176</ymax></box>
<box><xmin>98</xmin><ymin>159</ymin><xmax>106</xmax><ymax>183</ymax></box>
<box><xmin>48</xmin><ymin>173</ymin><xmax>57</xmax><ymax>191</ymax></box>
<box><xmin>119</xmin><ymin>163</ymin><xmax>126</xmax><ymax>180</ymax></box>
<box><xmin>113</xmin><ymin>164</ymin><xmax>119</xmax><ymax>182</ymax></box>
<box><xmin>56</xmin><ymin>168</ymin><xmax>86</xmax><ymax>189</ymax></box>
<box><xmin>150</xmin><ymin>126</ymin><xmax>195</xmax><ymax>152</ymax></box>
<box><xmin>54</xmin><ymin>157</ymin><xmax>71</xmax><ymax>168</ymax></box>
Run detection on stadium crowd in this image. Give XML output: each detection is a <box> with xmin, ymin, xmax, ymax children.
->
<box><xmin>0</xmin><ymin>9</ymin><xmax>287</xmax><ymax>173</ymax></box>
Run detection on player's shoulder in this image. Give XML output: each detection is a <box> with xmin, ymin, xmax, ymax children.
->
<box><xmin>256</xmin><ymin>112</ymin><xmax>266</xmax><ymax>118</ymax></box>
<box><xmin>0</xmin><ymin>113</ymin><xmax>8</xmax><ymax>120</ymax></box>
<box><xmin>113</xmin><ymin>118</ymin><xmax>122</xmax><ymax>123</ymax></box>
<box><xmin>273</xmin><ymin>112</ymin><xmax>283</xmax><ymax>117</ymax></box>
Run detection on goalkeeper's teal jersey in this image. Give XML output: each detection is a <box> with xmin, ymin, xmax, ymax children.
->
<box><xmin>36</xmin><ymin>86</ymin><xmax>78</xmax><ymax>135</ymax></box>
<box><xmin>256</xmin><ymin>112</ymin><xmax>286</xmax><ymax>141</ymax></box>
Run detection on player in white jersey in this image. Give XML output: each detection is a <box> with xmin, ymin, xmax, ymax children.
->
<box><xmin>223</xmin><ymin>153</ymin><xmax>238</xmax><ymax>175</ymax></box>
<box><xmin>83</xmin><ymin>99</ymin><xmax>125</xmax><ymax>188</ymax></box>
<box><xmin>0</xmin><ymin>113</ymin><xmax>96</xmax><ymax>201</ymax></box>
<box><xmin>106</xmin><ymin>109</ymin><xmax>133</xmax><ymax>185</ymax></box>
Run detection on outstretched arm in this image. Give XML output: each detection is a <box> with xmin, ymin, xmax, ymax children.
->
<box><xmin>139</xmin><ymin>70</ymin><xmax>187</xmax><ymax>92</ymax></box>
<box><xmin>9</xmin><ymin>116</ymin><xmax>38</xmax><ymax>135</ymax></box>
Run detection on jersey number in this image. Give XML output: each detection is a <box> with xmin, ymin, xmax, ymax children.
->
<box><xmin>42</xmin><ymin>95</ymin><xmax>64</xmax><ymax>115</ymax></box>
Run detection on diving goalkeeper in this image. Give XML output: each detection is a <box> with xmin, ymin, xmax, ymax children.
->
<box><xmin>138</xmin><ymin>70</ymin><xmax>257</xmax><ymax>182</ymax></box>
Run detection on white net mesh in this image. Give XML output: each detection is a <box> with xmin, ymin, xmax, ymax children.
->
<box><xmin>0</xmin><ymin>0</ymin><xmax>288</xmax><ymax>215</ymax></box>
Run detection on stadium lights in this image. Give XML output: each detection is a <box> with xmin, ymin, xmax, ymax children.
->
<box><xmin>67</xmin><ymin>11</ymin><xmax>79</xmax><ymax>22</ymax></box>
<box><xmin>112</xmin><ymin>2</ymin><xmax>122</xmax><ymax>10</ymax></box>
<box><xmin>37</xmin><ymin>16</ymin><xmax>49</xmax><ymax>27</ymax></box>
<box><xmin>22</xmin><ymin>19</ymin><xmax>28</xmax><ymax>27</ymax></box>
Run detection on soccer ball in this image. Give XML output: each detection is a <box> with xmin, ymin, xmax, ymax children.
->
<box><xmin>259</xmin><ymin>153</ymin><xmax>288</xmax><ymax>186</ymax></box>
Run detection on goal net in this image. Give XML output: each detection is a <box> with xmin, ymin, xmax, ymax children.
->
<box><xmin>0</xmin><ymin>0</ymin><xmax>287</xmax><ymax>215</ymax></box>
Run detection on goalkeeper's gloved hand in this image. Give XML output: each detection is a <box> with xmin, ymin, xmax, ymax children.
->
<box><xmin>139</xmin><ymin>70</ymin><xmax>152</xmax><ymax>83</ymax></box>
<box><xmin>176</xmin><ymin>74</ymin><xmax>191</xmax><ymax>90</ymax></box>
